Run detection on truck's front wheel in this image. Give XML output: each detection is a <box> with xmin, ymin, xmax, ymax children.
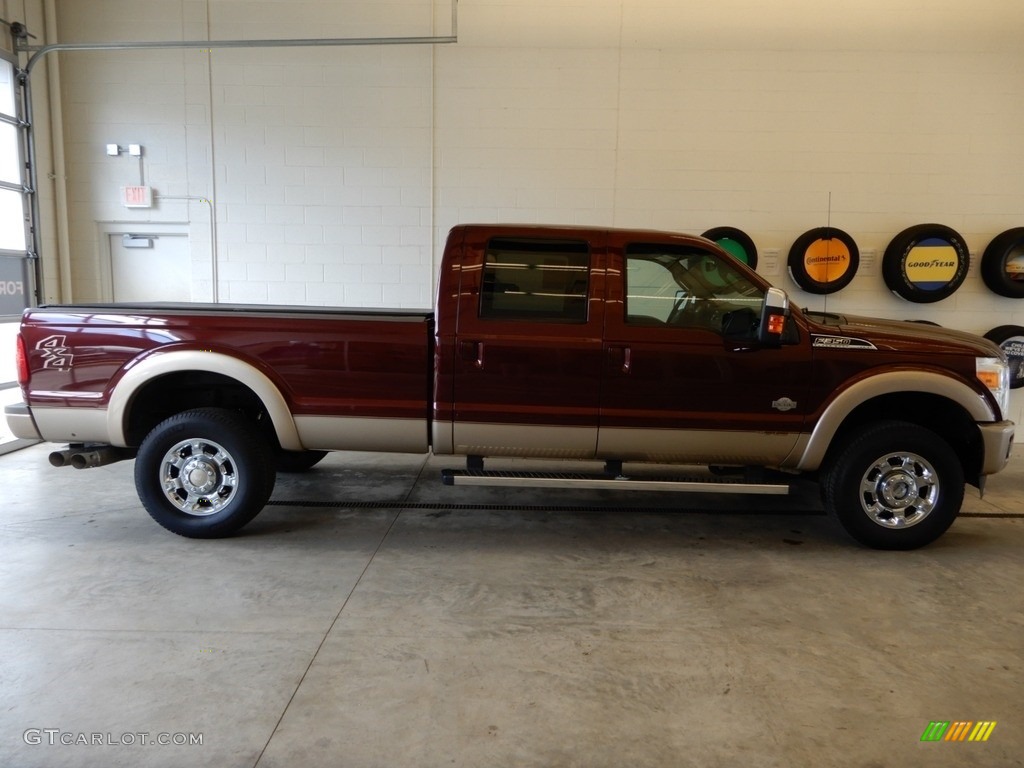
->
<box><xmin>135</xmin><ymin>408</ymin><xmax>276</xmax><ymax>538</ymax></box>
<box><xmin>823</xmin><ymin>421</ymin><xmax>964</xmax><ymax>550</ymax></box>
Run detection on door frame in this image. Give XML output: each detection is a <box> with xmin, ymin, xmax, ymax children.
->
<box><xmin>97</xmin><ymin>221</ymin><xmax>190</xmax><ymax>302</ymax></box>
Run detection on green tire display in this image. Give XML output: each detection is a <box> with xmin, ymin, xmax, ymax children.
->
<box><xmin>882</xmin><ymin>224</ymin><xmax>970</xmax><ymax>303</ymax></box>
<box><xmin>701</xmin><ymin>227</ymin><xmax>758</xmax><ymax>270</ymax></box>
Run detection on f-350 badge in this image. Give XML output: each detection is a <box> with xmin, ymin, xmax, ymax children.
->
<box><xmin>771</xmin><ymin>397</ymin><xmax>797</xmax><ymax>412</ymax></box>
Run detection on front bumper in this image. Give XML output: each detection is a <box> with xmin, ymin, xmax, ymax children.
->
<box><xmin>979</xmin><ymin>420</ymin><xmax>1015</xmax><ymax>475</ymax></box>
<box><xmin>4</xmin><ymin>402</ymin><xmax>42</xmax><ymax>441</ymax></box>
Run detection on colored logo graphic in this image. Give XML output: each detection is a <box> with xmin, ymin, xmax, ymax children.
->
<box><xmin>1006</xmin><ymin>248</ymin><xmax>1024</xmax><ymax>282</ymax></box>
<box><xmin>920</xmin><ymin>720</ymin><xmax>997</xmax><ymax>742</ymax></box>
<box><xmin>904</xmin><ymin>238</ymin><xmax>960</xmax><ymax>291</ymax></box>
<box><xmin>802</xmin><ymin>237</ymin><xmax>852</xmax><ymax>283</ymax></box>
<box><xmin>716</xmin><ymin>237</ymin><xmax>751</xmax><ymax>266</ymax></box>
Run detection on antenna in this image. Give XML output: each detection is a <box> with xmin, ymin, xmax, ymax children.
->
<box><xmin>822</xmin><ymin>191</ymin><xmax>832</xmax><ymax>316</ymax></box>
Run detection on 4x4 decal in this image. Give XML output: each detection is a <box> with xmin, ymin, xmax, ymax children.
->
<box><xmin>36</xmin><ymin>335</ymin><xmax>74</xmax><ymax>370</ymax></box>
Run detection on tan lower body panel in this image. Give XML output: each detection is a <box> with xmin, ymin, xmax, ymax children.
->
<box><xmin>449</xmin><ymin>422</ymin><xmax>800</xmax><ymax>466</ymax></box>
<box><xmin>293</xmin><ymin>415</ymin><xmax>428</xmax><ymax>453</ymax></box>
<box><xmin>597</xmin><ymin>426</ymin><xmax>800</xmax><ymax>466</ymax></box>
<box><xmin>453</xmin><ymin>423</ymin><xmax>598</xmax><ymax>459</ymax></box>
<box><xmin>31</xmin><ymin>406</ymin><xmax>112</xmax><ymax>444</ymax></box>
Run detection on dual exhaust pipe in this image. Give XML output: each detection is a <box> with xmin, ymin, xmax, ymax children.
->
<box><xmin>49</xmin><ymin>445</ymin><xmax>134</xmax><ymax>470</ymax></box>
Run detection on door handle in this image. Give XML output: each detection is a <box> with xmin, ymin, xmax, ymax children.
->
<box><xmin>608</xmin><ymin>345</ymin><xmax>631</xmax><ymax>374</ymax></box>
<box><xmin>459</xmin><ymin>340</ymin><xmax>484</xmax><ymax>368</ymax></box>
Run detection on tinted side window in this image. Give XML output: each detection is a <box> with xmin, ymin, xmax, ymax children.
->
<box><xmin>479</xmin><ymin>238</ymin><xmax>590</xmax><ymax>323</ymax></box>
<box><xmin>625</xmin><ymin>244</ymin><xmax>764</xmax><ymax>336</ymax></box>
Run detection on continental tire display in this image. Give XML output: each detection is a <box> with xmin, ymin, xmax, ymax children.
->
<box><xmin>702</xmin><ymin>227</ymin><xmax>758</xmax><ymax>269</ymax></box>
<box><xmin>787</xmin><ymin>227</ymin><xmax>859</xmax><ymax>294</ymax></box>
<box><xmin>984</xmin><ymin>325</ymin><xmax>1024</xmax><ymax>389</ymax></box>
<box><xmin>882</xmin><ymin>224</ymin><xmax>970</xmax><ymax>303</ymax></box>
<box><xmin>980</xmin><ymin>227</ymin><xmax>1024</xmax><ymax>299</ymax></box>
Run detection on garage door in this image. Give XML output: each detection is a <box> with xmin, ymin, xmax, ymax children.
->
<box><xmin>1</xmin><ymin>52</ymin><xmax>32</xmax><ymax>452</ymax></box>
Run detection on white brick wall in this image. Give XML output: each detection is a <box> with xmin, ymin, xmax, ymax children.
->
<box><xmin>39</xmin><ymin>1</ymin><xmax>1024</xmax><ymax>423</ymax></box>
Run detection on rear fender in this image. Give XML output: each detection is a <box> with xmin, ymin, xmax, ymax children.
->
<box><xmin>107</xmin><ymin>350</ymin><xmax>302</xmax><ymax>449</ymax></box>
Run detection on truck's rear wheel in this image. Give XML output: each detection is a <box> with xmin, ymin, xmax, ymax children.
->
<box><xmin>822</xmin><ymin>421</ymin><xmax>963</xmax><ymax>550</ymax></box>
<box><xmin>135</xmin><ymin>408</ymin><xmax>276</xmax><ymax>538</ymax></box>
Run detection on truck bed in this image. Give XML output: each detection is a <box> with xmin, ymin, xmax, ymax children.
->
<box><xmin>20</xmin><ymin>303</ymin><xmax>436</xmax><ymax>453</ymax></box>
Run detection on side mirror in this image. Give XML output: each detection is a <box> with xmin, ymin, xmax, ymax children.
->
<box><xmin>758</xmin><ymin>287</ymin><xmax>789</xmax><ymax>346</ymax></box>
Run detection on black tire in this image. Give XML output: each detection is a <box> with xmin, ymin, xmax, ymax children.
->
<box><xmin>822</xmin><ymin>421</ymin><xmax>964</xmax><ymax>550</ymax></box>
<box><xmin>980</xmin><ymin>227</ymin><xmax>1024</xmax><ymax>298</ymax></box>
<box><xmin>984</xmin><ymin>325</ymin><xmax>1024</xmax><ymax>389</ymax></box>
<box><xmin>787</xmin><ymin>227</ymin><xmax>859</xmax><ymax>294</ymax></box>
<box><xmin>702</xmin><ymin>227</ymin><xmax>758</xmax><ymax>270</ymax></box>
<box><xmin>882</xmin><ymin>224</ymin><xmax>970</xmax><ymax>303</ymax></box>
<box><xmin>134</xmin><ymin>408</ymin><xmax>276</xmax><ymax>538</ymax></box>
<box><xmin>276</xmin><ymin>449</ymin><xmax>328</xmax><ymax>472</ymax></box>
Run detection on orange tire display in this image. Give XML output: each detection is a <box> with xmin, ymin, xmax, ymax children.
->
<box><xmin>787</xmin><ymin>227</ymin><xmax>859</xmax><ymax>294</ymax></box>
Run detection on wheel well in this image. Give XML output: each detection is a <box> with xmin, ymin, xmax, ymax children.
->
<box><xmin>124</xmin><ymin>371</ymin><xmax>273</xmax><ymax>447</ymax></box>
<box><xmin>824</xmin><ymin>392</ymin><xmax>984</xmax><ymax>486</ymax></box>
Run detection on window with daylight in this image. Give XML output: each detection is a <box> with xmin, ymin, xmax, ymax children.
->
<box><xmin>625</xmin><ymin>243</ymin><xmax>763</xmax><ymax>336</ymax></box>
<box><xmin>0</xmin><ymin>58</ymin><xmax>26</xmax><ymax>254</ymax></box>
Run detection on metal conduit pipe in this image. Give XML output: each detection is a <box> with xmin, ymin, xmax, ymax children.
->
<box><xmin>10</xmin><ymin>0</ymin><xmax>458</xmax><ymax>302</ymax></box>
<box><xmin>44</xmin><ymin>0</ymin><xmax>72</xmax><ymax>302</ymax></box>
<box><xmin>22</xmin><ymin>33</ymin><xmax>458</xmax><ymax>72</ymax></box>
<box><xmin>18</xmin><ymin>0</ymin><xmax>458</xmax><ymax>73</ymax></box>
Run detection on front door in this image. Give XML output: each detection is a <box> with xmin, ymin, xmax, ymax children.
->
<box><xmin>598</xmin><ymin>235</ymin><xmax>812</xmax><ymax>465</ymax></box>
<box><xmin>451</xmin><ymin>229</ymin><xmax>607</xmax><ymax>458</ymax></box>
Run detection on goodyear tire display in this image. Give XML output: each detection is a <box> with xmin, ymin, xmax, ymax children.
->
<box><xmin>786</xmin><ymin>227</ymin><xmax>859</xmax><ymax>295</ymax></box>
<box><xmin>882</xmin><ymin>224</ymin><xmax>970</xmax><ymax>303</ymax></box>
<box><xmin>980</xmin><ymin>227</ymin><xmax>1024</xmax><ymax>299</ymax></box>
<box><xmin>702</xmin><ymin>227</ymin><xmax>758</xmax><ymax>270</ymax></box>
<box><xmin>984</xmin><ymin>325</ymin><xmax>1024</xmax><ymax>389</ymax></box>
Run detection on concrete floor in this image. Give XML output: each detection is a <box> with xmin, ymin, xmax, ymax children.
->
<box><xmin>0</xmin><ymin>442</ymin><xmax>1021</xmax><ymax>768</ymax></box>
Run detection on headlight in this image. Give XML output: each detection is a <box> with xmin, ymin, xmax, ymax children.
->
<box><xmin>976</xmin><ymin>357</ymin><xmax>1010</xmax><ymax>419</ymax></box>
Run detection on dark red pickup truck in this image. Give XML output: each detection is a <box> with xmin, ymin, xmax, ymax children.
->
<box><xmin>5</xmin><ymin>224</ymin><xmax>1015</xmax><ymax>548</ymax></box>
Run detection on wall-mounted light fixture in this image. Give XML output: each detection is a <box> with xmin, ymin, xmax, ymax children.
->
<box><xmin>106</xmin><ymin>144</ymin><xmax>143</xmax><ymax>156</ymax></box>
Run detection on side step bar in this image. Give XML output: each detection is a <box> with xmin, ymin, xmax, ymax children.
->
<box><xmin>441</xmin><ymin>469</ymin><xmax>790</xmax><ymax>495</ymax></box>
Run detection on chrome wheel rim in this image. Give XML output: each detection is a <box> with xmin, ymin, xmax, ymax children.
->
<box><xmin>859</xmin><ymin>451</ymin><xmax>938</xmax><ymax>529</ymax></box>
<box><xmin>160</xmin><ymin>438</ymin><xmax>239</xmax><ymax>516</ymax></box>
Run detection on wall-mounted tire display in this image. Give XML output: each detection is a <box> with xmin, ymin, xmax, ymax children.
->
<box><xmin>980</xmin><ymin>227</ymin><xmax>1024</xmax><ymax>299</ymax></box>
<box><xmin>787</xmin><ymin>227</ymin><xmax>859</xmax><ymax>294</ymax></box>
<box><xmin>702</xmin><ymin>227</ymin><xmax>758</xmax><ymax>270</ymax></box>
<box><xmin>984</xmin><ymin>325</ymin><xmax>1024</xmax><ymax>389</ymax></box>
<box><xmin>882</xmin><ymin>224</ymin><xmax>970</xmax><ymax>303</ymax></box>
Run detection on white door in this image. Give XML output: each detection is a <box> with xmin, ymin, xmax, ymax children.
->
<box><xmin>109</xmin><ymin>234</ymin><xmax>192</xmax><ymax>302</ymax></box>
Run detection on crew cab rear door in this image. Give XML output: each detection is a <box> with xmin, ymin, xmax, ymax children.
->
<box><xmin>598</xmin><ymin>235</ymin><xmax>812</xmax><ymax>465</ymax></box>
<box><xmin>450</xmin><ymin>228</ymin><xmax>607</xmax><ymax>458</ymax></box>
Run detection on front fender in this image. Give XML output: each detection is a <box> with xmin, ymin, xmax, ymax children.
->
<box><xmin>791</xmin><ymin>370</ymin><xmax>996</xmax><ymax>471</ymax></box>
<box><xmin>107</xmin><ymin>350</ymin><xmax>302</xmax><ymax>450</ymax></box>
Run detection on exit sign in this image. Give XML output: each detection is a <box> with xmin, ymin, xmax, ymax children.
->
<box><xmin>121</xmin><ymin>186</ymin><xmax>153</xmax><ymax>208</ymax></box>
